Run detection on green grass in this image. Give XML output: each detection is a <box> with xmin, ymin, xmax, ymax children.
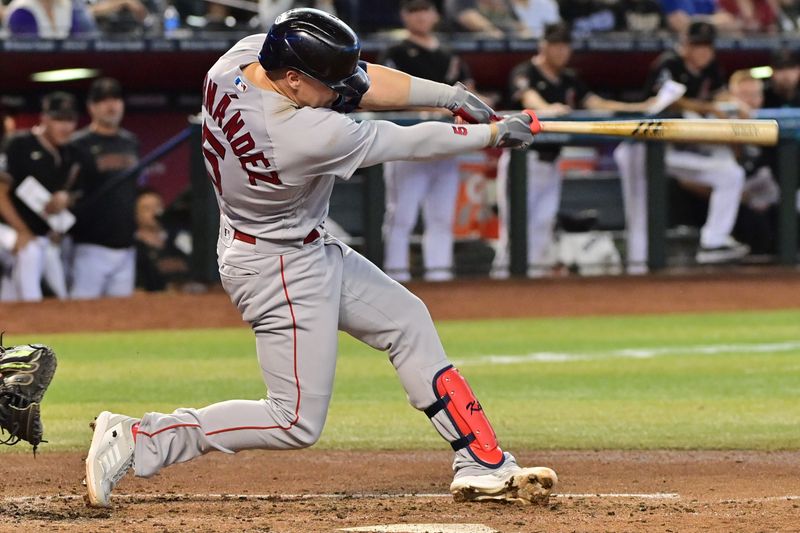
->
<box><xmin>3</xmin><ymin>309</ymin><xmax>800</xmax><ymax>453</ymax></box>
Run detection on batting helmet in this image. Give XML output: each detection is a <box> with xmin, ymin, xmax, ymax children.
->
<box><xmin>259</xmin><ymin>8</ymin><xmax>370</xmax><ymax>101</ymax></box>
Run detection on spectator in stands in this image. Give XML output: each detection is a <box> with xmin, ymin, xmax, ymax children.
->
<box><xmin>3</xmin><ymin>0</ymin><xmax>96</xmax><ymax>37</ymax></box>
<box><xmin>509</xmin><ymin>0</ymin><xmax>560</xmax><ymax>38</ymax></box>
<box><xmin>379</xmin><ymin>0</ymin><xmax>476</xmax><ymax>282</ymax></box>
<box><xmin>727</xmin><ymin>69</ymin><xmax>780</xmax><ymax>254</ymax></box>
<box><xmin>660</xmin><ymin>0</ymin><xmax>740</xmax><ymax>34</ymax></box>
<box><xmin>492</xmin><ymin>22</ymin><xmax>656</xmax><ymax>277</ymax></box>
<box><xmin>444</xmin><ymin>0</ymin><xmax>527</xmax><ymax>37</ymax></box>
<box><xmin>89</xmin><ymin>0</ymin><xmax>151</xmax><ymax>36</ymax></box>
<box><xmin>258</xmin><ymin>0</ymin><xmax>336</xmax><ymax>30</ymax></box>
<box><xmin>613</xmin><ymin>21</ymin><xmax>749</xmax><ymax>272</ymax></box>
<box><xmin>776</xmin><ymin>0</ymin><xmax>800</xmax><ymax>30</ymax></box>
<box><xmin>134</xmin><ymin>188</ymin><xmax>189</xmax><ymax>291</ymax></box>
<box><xmin>763</xmin><ymin>48</ymin><xmax>800</xmax><ymax>107</ymax></box>
<box><xmin>0</xmin><ymin>92</ymin><xmax>79</xmax><ymax>302</ymax></box>
<box><xmin>558</xmin><ymin>0</ymin><xmax>619</xmax><ymax>36</ymax></box>
<box><xmin>69</xmin><ymin>78</ymin><xmax>140</xmax><ymax>299</ymax></box>
<box><xmin>619</xmin><ymin>0</ymin><xmax>664</xmax><ymax>32</ymax></box>
<box><xmin>718</xmin><ymin>0</ymin><xmax>780</xmax><ymax>32</ymax></box>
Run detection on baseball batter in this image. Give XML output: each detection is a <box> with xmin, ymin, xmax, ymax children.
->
<box><xmin>85</xmin><ymin>8</ymin><xmax>557</xmax><ymax>507</ymax></box>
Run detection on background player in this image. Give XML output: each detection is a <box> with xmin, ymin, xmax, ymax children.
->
<box><xmin>0</xmin><ymin>92</ymin><xmax>78</xmax><ymax>301</ymax></box>
<box><xmin>70</xmin><ymin>78</ymin><xmax>141</xmax><ymax>299</ymax></box>
<box><xmin>613</xmin><ymin>21</ymin><xmax>749</xmax><ymax>273</ymax></box>
<box><xmin>763</xmin><ymin>48</ymin><xmax>800</xmax><ymax>108</ymax></box>
<box><xmin>492</xmin><ymin>22</ymin><xmax>655</xmax><ymax>278</ymax></box>
<box><xmin>380</xmin><ymin>0</ymin><xmax>477</xmax><ymax>282</ymax></box>
<box><xmin>85</xmin><ymin>8</ymin><xmax>557</xmax><ymax>508</ymax></box>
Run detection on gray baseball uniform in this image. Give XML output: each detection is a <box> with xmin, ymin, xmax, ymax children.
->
<box><xmin>132</xmin><ymin>35</ymin><xmax>516</xmax><ymax>479</ymax></box>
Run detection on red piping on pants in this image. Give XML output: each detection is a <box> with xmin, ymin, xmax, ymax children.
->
<box><xmin>140</xmin><ymin>254</ymin><xmax>301</xmax><ymax>439</ymax></box>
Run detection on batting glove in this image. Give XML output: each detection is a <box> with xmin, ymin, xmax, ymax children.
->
<box><xmin>447</xmin><ymin>82</ymin><xmax>500</xmax><ymax>124</ymax></box>
<box><xmin>491</xmin><ymin>110</ymin><xmax>541</xmax><ymax>149</ymax></box>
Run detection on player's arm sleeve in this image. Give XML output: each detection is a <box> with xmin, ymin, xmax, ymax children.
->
<box><xmin>643</xmin><ymin>60</ymin><xmax>671</xmax><ymax>97</ymax></box>
<box><xmin>277</xmin><ymin>109</ymin><xmax>490</xmax><ymax>182</ymax></box>
<box><xmin>358</xmin><ymin>120</ymin><xmax>491</xmax><ymax>168</ymax></box>
<box><xmin>2</xmin><ymin>138</ymin><xmax>22</xmax><ymax>183</ymax></box>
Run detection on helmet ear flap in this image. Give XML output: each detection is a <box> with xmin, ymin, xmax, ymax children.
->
<box><xmin>258</xmin><ymin>30</ymin><xmax>285</xmax><ymax>72</ymax></box>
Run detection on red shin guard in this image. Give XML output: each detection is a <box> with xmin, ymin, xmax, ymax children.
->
<box><xmin>426</xmin><ymin>365</ymin><xmax>504</xmax><ymax>467</ymax></box>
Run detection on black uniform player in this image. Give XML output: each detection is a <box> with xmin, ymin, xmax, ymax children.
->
<box><xmin>613</xmin><ymin>21</ymin><xmax>749</xmax><ymax>271</ymax></box>
<box><xmin>69</xmin><ymin>78</ymin><xmax>141</xmax><ymax>299</ymax></box>
<box><xmin>378</xmin><ymin>0</ymin><xmax>475</xmax><ymax>282</ymax></box>
<box><xmin>494</xmin><ymin>22</ymin><xmax>651</xmax><ymax>277</ymax></box>
<box><xmin>763</xmin><ymin>49</ymin><xmax>800</xmax><ymax>109</ymax></box>
<box><xmin>0</xmin><ymin>92</ymin><xmax>78</xmax><ymax>301</ymax></box>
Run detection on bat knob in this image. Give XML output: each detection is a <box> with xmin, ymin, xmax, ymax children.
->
<box><xmin>523</xmin><ymin>109</ymin><xmax>542</xmax><ymax>134</ymax></box>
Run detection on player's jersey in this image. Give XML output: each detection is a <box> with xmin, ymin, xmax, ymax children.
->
<box><xmin>509</xmin><ymin>60</ymin><xmax>591</xmax><ymax>161</ymax></box>
<box><xmin>762</xmin><ymin>80</ymin><xmax>800</xmax><ymax>109</ymax></box>
<box><xmin>202</xmin><ymin>34</ymin><xmax>378</xmax><ymax>242</ymax></box>
<box><xmin>0</xmin><ymin>131</ymin><xmax>76</xmax><ymax>236</ymax></box>
<box><xmin>380</xmin><ymin>39</ymin><xmax>471</xmax><ymax>86</ymax></box>
<box><xmin>644</xmin><ymin>51</ymin><xmax>724</xmax><ymax>101</ymax></box>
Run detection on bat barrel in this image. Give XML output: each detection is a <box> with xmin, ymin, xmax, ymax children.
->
<box><xmin>539</xmin><ymin>119</ymin><xmax>779</xmax><ymax>146</ymax></box>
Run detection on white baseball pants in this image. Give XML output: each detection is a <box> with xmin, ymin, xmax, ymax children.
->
<box><xmin>613</xmin><ymin>142</ymin><xmax>745</xmax><ymax>267</ymax></box>
<box><xmin>493</xmin><ymin>149</ymin><xmax>561</xmax><ymax>276</ymax></box>
<box><xmin>0</xmin><ymin>236</ymin><xmax>67</xmax><ymax>302</ymax></box>
<box><xmin>70</xmin><ymin>243</ymin><xmax>135</xmax><ymax>299</ymax></box>
<box><xmin>383</xmin><ymin>158</ymin><xmax>460</xmax><ymax>282</ymax></box>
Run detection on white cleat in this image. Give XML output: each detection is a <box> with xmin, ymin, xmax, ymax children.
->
<box><xmin>450</xmin><ymin>464</ymin><xmax>558</xmax><ymax>504</ymax></box>
<box><xmin>85</xmin><ymin>411</ymin><xmax>138</xmax><ymax>507</ymax></box>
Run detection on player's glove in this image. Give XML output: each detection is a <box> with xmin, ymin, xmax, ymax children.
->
<box><xmin>491</xmin><ymin>110</ymin><xmax>541</xmax><ymax>149</ymax></box>
<box><xmin>0</xmin><ymin>339</ymin><xmax>57</xmax><ymax>454</ymax></box>
<box><xmin>446</xmin><ymin>82</ymin><xmax>501</xmax><ymax>124</ymax></box>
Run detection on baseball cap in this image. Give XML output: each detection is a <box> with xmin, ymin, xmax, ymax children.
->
<box><xmin>42</xmin><ymin>92</ymin><xmax>78</xmax><ymax>121</ymax></box>
<box><xmin>88</xmin><ymin>77</ymin><xmax>123</xmax><ymax>102</ymax></box>
<box><xmin>686</xmin><ymin>21</ymin><xmax>716</xmax><ymax>46</ymax></box>
<box><xmin>543</xmin><ymin>22</ymin><xmax>572</xmax><ymax>44</ymax></box>
<box><xmin>400</xmin><ymin>0</ymin><xmax>436</xmax><ymax>11</ymax></box>
<box><xmin>770</xmin><ymin>48</ymin><xmax>800</xmax><ymax>70</ymax></box>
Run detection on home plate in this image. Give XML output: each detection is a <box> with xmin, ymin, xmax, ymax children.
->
<box><xmin>339</xmin><ymin>524</ymin><xmax>497</xmax><ymax>533</ymax></box>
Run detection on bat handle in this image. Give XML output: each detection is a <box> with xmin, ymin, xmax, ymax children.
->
<box><xmin>523</xmin><ymin>109</ymin><xmax>542</xmax><ymax>134</ymax></box>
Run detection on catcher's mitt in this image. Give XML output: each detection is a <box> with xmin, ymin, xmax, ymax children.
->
<box><xmin>0</xmin><ymin>338</ymin><xmax>57</xmax><ymax>454</ymax></box>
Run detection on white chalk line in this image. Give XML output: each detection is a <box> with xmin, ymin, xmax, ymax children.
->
<box><xmin>340</xmin><ymin>525</ymin><xmax>497</xmax><ymax>533</ymax></box>
<box><xmin>1</xmin><ymin>492</ymin><xmax>679</xmax><ymax>505</ymax></box>
<box><xmin>453</xmin><ymin>341</ymin><xmax>800</xmax><ymax>366</ymax></box>
<box><xmin>4</xmin><ymin>492</ymin><xmax>799</xmax><ymax>505</ymax></box>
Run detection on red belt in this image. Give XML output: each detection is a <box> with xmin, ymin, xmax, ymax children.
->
<box><xmin>233</xmin><ymin>228</ymin><xmax>320</xmax><ymax>245</ymax></box>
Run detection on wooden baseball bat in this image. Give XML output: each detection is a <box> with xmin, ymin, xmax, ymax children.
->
<box><xmin>530</xmin><ymin>117</ymin><xmax>779</xmax><ymax>146</ymax></box>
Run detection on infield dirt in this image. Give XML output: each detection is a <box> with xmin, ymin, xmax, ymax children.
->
<box><xmin>2</xmin><ymin>271</ymin><xmax>799</xmax><ymax>532</ymax></box>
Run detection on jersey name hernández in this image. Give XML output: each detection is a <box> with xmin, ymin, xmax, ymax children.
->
<box><xmin>201</xmin><ymin>34</ymin><xmax>376</xmax><ymax>242</ymax></box>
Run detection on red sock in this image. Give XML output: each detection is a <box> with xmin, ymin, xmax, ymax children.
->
<box><xmin>131</xmin><ymin>422</ymin><xmax>140</xmax><ymax>442</ymax></box>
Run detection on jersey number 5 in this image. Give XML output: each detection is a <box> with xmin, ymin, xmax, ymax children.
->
<box><xmin>202</xmin><ymin>122</ymin><xmax>226</xmax><ymax>195</ymax></box>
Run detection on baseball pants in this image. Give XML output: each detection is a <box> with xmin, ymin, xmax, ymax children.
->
<box><xmin>383</xmin><ymin>158</ymin><xmax>460</xmax><ymax>282</ymax></box>
<box><xmin>70</xmin><ymin>244</ymin><xmax>135</xmax><ymax>299</ymax></box>
<box><xmin>613</xmin><ymin>142</ymin><xmax>745</xmax><ymax>267</ymax></box>
<box><xmin>133</xmin><ymin>221</ymin><xmax>505</xmax><ymax>479</ymax></box>
<box><xmin>0</xmin><ymin>236</ymin><xmax>67</xmax><ymax>302</ymax></box>
<box><xmin>493</xmin><ymin>149</ymin><xmax>561</xmax><ymax>276</ymax></box>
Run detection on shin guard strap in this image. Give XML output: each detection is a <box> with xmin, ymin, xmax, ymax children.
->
<box><xmin>424</xmin><ymin>394</ymin><xmax>451</xmax><ymax>418</ymax></box>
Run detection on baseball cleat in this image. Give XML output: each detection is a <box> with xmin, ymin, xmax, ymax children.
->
<box><xmin>85</xmin><ymin>411</ymin><xmax>138</xmax><ymax>507</ymax></box>
<box><xmin>450</xmin><ymin>464</ymin><xmax>558</xmax><ymax>504</ymax></box>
